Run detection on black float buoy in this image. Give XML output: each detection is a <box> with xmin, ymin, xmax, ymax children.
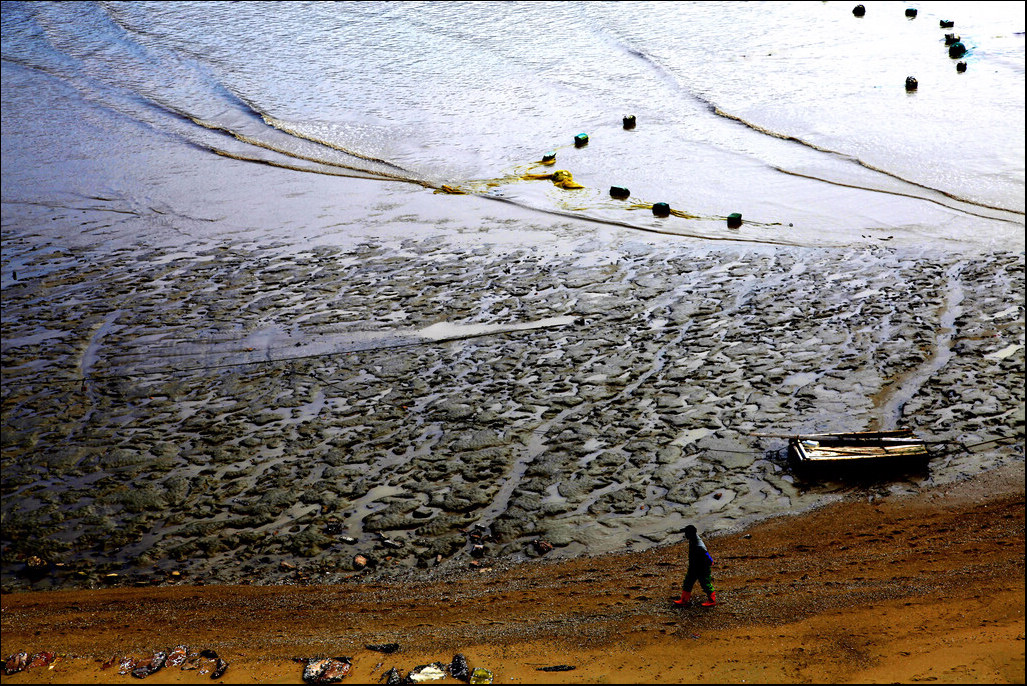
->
<box><xmin>940</xmin><ymin>19</ymin><xmax>954</xmax><ymax>28</ymax></box>
<box><xmin>948</xmin><ymin>41</ymin><xmax>967</xmax><ymax>58</ymax></box>
<box><xmin>623</xmin><ymin>115</ymin><xmax>636</xmax><ymax>130</ymax></box>
<box><xmin>652</xmin><ymin>202</ymin><xmax>671</xmax><ymax>218</ymax></box>
<box><xmin>852</xmin><ymin>5</ymin><xmax>865</xmax><ymax>17</ymax></box>
<box><xmin>905</xmin><ymin>76</ymin><xmax>918</xmax><ymax>91</ymax></box>
<box><xmin>944</xmin><ymin>33</ymin><xmax>960</xmax><ymax>46</ymax></box>
<box><xmin>956</xmin><ymin>60</ymin><xmax>967</xmax><ymax>72</ymax></box>
<box><xmin>610</xmin><ymin>186</ymin><xmax>631</xmax><ymax>200</ymax></box>
<box><xmin>905</xmin><ymin>8</ymin><xmax>917</xmax><ymax>18</ymax></box>
<box><xmin>727</xmin><ymin>213</ymin><xmax>743</xmax><ymax>229</ymax></box>
<box><xmin>574</xmin><ymin>133</ymin><xmax>589</xmax><ymax>147</ymax></box>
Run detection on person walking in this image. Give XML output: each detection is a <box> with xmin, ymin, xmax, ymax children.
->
<box><xmin>672</xmin><ymin>525</ymin><xmax>716</xmax><ymax>607</ymax></box>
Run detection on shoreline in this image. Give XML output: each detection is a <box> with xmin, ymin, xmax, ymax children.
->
<box><xmin>1</xmin><ymin>459</ymin><xmax>1023</xmax><ymax>684</ymax></box>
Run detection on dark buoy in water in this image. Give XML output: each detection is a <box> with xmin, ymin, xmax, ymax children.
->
<box><xmin>905</xmin><ymin>76</ymin><xmax>918</xmax><ymax>91</ymax></box>
<box><xmin>948</xmin><ymin>41</ymin><xmax>966</xmax><ymax>58</ymax></box>
<box><xmin>940</xmin><ymin>19</ymin><xmax>954</xmax><ymax>28</ymax></box>
<box><xmin>652</xmin><ymin>202</ymin><xmax>671</xmax><ymax>218</ymax></box>
<box><xmin>905</xmin><ymin>8</ymin><xmax>917</xmax><ymax>18</ymax></box>
<box><xmin>542</xmin><ymin>151</ymin><xmax>556</xmax><ymax>164</ymax></box>
<box><xmin>610</xmin><ymin>186</ymin><xmax>630</xmax><ymax>200</ymax></box>
<box><xmin>852</xmin><ymin>4</ymin><xmax>865</xmax><ymax>17</ymax></box>
<box><xmin>727</xmin><ymin>213</ymin><xmax>743</xmax><ymax>229</ymax></box>
<box><xmin>956</xmin><ymin>60</ymin><xmax>967</xmax><ymax>72</ymax></box>
<box><xmin>623</xmin><ymin>115</ymin><xmax>636</xmax><ymax>130</ymax></box>
<box><xmin>574</xmin><ymin>133</ymin><xmax>589</xmax><ymax>147</ymax></box>
<box><xmin>944</xmin><ymin>33</ymin><xmax>960</xmax><ymax>46</ymax></box>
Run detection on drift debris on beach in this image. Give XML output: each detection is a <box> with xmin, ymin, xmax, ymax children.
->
<box><xmin>0</xmin><ymin>461</ymin><xmax>1022</xmax><ymax>683</ymax></box>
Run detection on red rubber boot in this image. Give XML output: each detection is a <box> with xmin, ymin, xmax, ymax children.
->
<box><xmin>701</xmin><ymin>591</ymin><xmax>717</xmax><ymax>607</ymax></box>
<box><xmin>672</xmin><ymin>591</ymin><xmax>691</xmax><ymax>606</ymax></box>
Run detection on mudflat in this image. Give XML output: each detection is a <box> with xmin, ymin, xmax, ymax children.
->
<box><xmin>3</xmin><ymin>239</ymin><xmax>1023</xmax><ymax>591</ymax></box>
<box><xmin>2</xmin><ymin>461</ymin><xmax>1022</xmax><ymax>684</ymax></box>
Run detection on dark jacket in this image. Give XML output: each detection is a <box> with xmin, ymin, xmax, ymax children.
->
<box><xmin>687</xmin><ymin>533</ymin><xmax>713</xmax><ymax>573</ymax></box>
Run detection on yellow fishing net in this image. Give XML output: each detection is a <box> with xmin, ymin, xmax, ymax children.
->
<box><xmin>520</xmin><ymin>169</ymin><xmax>585</xmax><ymax>189</ymax></box>
<box><xmin>432</xmin><ymin>151</ymin><xmax>741</xmax><ymax>226</ymax></box>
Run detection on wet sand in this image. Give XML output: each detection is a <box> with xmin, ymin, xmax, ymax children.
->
<box><xmin>1</xmin><ymin>460</ymin><xmax>1023</xmax><ymax>684</ymax></box>
<box><xmin>1</xmin><ymin>237</ymin><xmax>1024</xmax><ymax>590</ymax></box>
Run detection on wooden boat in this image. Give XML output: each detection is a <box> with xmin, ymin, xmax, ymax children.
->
<box><xmin>788</xmin><ymin>429</ymin><xmax>930</xmax><ymax>470</ymax></box>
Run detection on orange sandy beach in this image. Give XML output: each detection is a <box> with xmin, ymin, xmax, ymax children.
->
<box><xmin>1</xmin><ymin>461</ymin><xmax>1023</xmax><ymax>685</ymax></box>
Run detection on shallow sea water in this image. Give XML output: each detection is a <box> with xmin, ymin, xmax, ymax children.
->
<box><xmin>2</xmin><ymin>1</ymin><xmax>1023</xmax><ymax>253</ymax></box>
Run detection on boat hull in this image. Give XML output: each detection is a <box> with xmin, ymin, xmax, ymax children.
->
<box><xmin>788</xmin><ymin>430</ymin><xmax>931</xmax><ymax>474</ymax></box>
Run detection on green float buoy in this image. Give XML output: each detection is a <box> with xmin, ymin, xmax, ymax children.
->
<box><xmin>727</xmin><ymin>213</ymin><xmax>742</xmax><ymax>228</ymax></box>
<box><xmin>652</xmin><ymin>202</ymin><xmax>670</xmax><ymax>217</ymax></box>
<box><xmin>610</xmin><ymin>186</ymin><xmax>630</xmax><ymax>199</ymax></box>
<box><xmin>574</xmin><ymin>133</ymin><xmax>589</xmax><ymax>147</ymax></box>
<box><xmin>542</xmin><ymin>151</ymin><xmax>556</xmax><ymax>163</ymax></box>
<box><xmin>905</xmin><ymin>8</ymin><xmax>917</xmax><ymax>18</ymax></box>
<box><xmin>940</xmin><ymin>19</ymin><xmax>954</xmax><ymax>28</ymax></box>
<box><xmin>852</xmin><ymin>5</ymin><xmax>865</xmax><ymax>17</ymax></box>
<box><xmin>948</xmin><ymin>41</ymin><xmax>966</xmax><ymax>58</ymax></box>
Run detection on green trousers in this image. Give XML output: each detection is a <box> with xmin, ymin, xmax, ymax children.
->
<box><xmin>683</xmin><ymin>567</ymin><xmax>715</xmax><ymax>595</ymax></box>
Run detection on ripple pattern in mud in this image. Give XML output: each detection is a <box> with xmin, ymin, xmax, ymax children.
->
<box><xmin>1</xmin><ymin>238</ymin><xmax>1023</xmax><ymax>589</ymax></box>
